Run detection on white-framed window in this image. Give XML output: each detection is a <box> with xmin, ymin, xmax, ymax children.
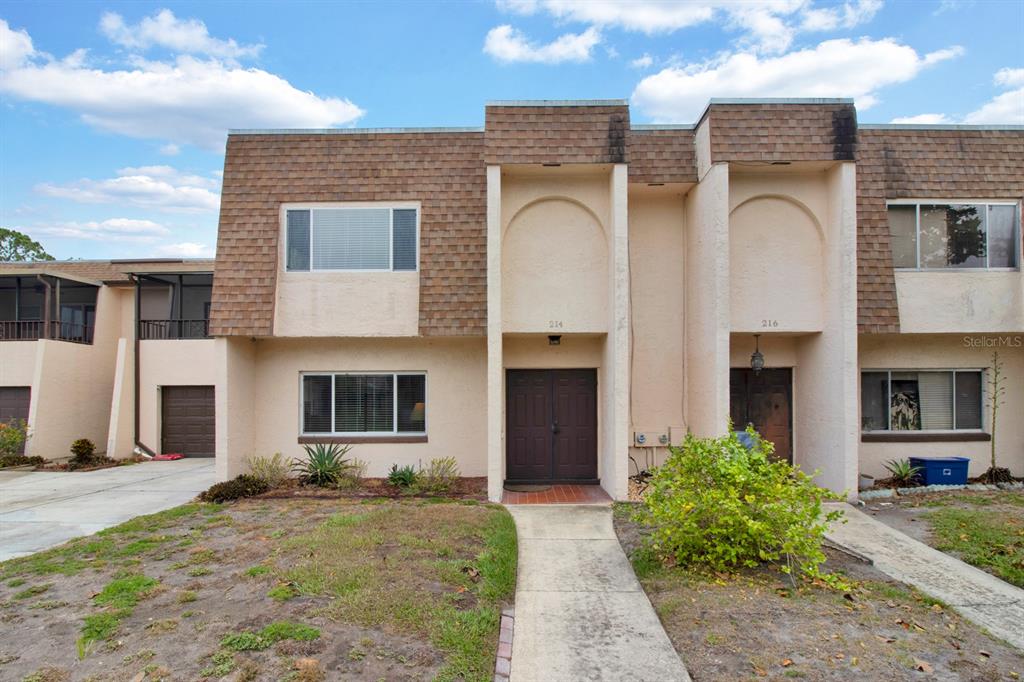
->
<box><xmin>861</xmin><ymin>369</ymin><xmax>983</xmax><ymax>432</ymax></box>
<box><xmin>887</xmin><ymin>201</ymin><xmax>1020</xmax><ymax>270</ymax></box>
<box><xmin>301</xmin><ymin>372</ymin><xmax>426</xmax><ymax>436</ymax></box>
<box><xmin>285</xmin><ymin>206</ymin><xmax>419</xmax><ymax>272</ymax></box>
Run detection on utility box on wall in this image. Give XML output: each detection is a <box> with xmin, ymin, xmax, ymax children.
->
<box><xmin>633</xmin><ymin>430</ymin><xmax>670</xmax><ymax>447</ymax></box>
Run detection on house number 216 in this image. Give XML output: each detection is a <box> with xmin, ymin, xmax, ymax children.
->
<box><xmin>548</xmin><ymin>320</ymin><xmax>563</xmax><ymax>329</ymax></box>
<box><xmin>761</xmin><ymin>319</ymin><xmax>779</xmax><ymax>328</ymax></box>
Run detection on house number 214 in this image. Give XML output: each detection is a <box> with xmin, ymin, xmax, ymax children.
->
<box><xmin>761</xmin><ymin>319</ymin><xmax>779</xmax><ymax>328</ymax></box>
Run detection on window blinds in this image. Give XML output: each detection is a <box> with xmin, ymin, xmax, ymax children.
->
<box><xmin>313</xmin><ymin>208</ymin><xmax>391</xmax><ymax>270</ymax></box>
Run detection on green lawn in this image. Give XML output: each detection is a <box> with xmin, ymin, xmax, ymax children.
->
<box><xmin>925</xmin><ymin>493</ymin><xmax>1024</xmax><ymax>588</ymax></box>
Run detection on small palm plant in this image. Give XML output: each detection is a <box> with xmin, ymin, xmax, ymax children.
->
<box><xmin>883</xmin><ymin>458</ymin><xmax>921</xmax><ymax>487</ymax></box>
<box><xmin>292</xmin><ymin>443</ymin><xmax>352</xmax><ymax>487</ymax></box>
<box><xmin>387</xmin><ymin>464</ymin><xmax>419</xmax><ymax>488</ymax></box>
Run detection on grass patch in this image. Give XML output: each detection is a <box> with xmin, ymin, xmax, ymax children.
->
<box><xmin>221</xmin><ymin>621</ymin><xmax>321</xmax><ymax>651</ymax></box>
<box><xmin>926</xmin><ymin>507</ymin><xmax>1024</xmax><ymax>588</ymax></box>
<box><xmin>177</xmin><ymin>590</ymin><xmax>198</xmax><ymax>603</ymax></box>
<box><xmin>244</xmin><ymin>564</ymin><xmax>271</xmax><ymax>577</ymax></box>
<box><xmin>94</xmin><ymin>574</ymin><xmax>158</xmax><ymax>609</ymax></box>
<box><xmin>13</xmin><ymin>583</ymin><xmax>51</xmax><ymax>600</ymax></box>
<box><xmin>279</xmin><ymin>502</ymin><xmax>516</xmax><ymax>681</ymax></box>
<box><xmin>267</xmin><ymin>584</ymin><xmax>298</xmax><ymax>601</ymax></box>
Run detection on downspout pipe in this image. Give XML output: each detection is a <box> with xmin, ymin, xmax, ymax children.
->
<box><xmin>130</xmin><ymin>274</ymin><xmax>157</xmax><ymax>458</ymax></box>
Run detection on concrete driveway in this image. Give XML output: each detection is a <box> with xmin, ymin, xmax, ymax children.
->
<box><xmin>0</xmin><ymin>459</ymin><xmax>215</xmax><ymax>561</ymax></box>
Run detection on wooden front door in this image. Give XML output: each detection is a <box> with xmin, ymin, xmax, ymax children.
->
<box><xmin>506</xmin><ymin>369</ymin><xmax>597</xmax><ymax>483</ymax></box>
<box><xmin>729</xmin><ymin>368</ymin><xmax>792</xmax><ymax>463</ymax></box>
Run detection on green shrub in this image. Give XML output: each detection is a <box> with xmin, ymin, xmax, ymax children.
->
<box><xmin>337</xmin><ymin>456</ymin><xmax>368</xmax><ymax>489</ymax></box>
<box><xmin>292</xmin><ymin>443</ymin><xmax>351</xmax><ymax>487</ymax></box>
<box><xmin>199</xmin><ymin>475</ymin><xmax>270</xmax><ymax>503</ymax></box>
<box><xmin>420</xmin><ymin>457</ymin><xmax>460</xmax><ymax>493</ymax></box>
<box><xmin>0</xmin><ymin>420</ymin><xmax>28</xmax><ymax>457</ymax></box>
<box><xmin>883</xmin><ymin>458</ymin><xmax>921</xmax><ymax>487</ymax></box>
<box><xmin>246</xmin><ymin>453</ymin><xmax>290</xmax><ymax>488</ymax></box>
<box><xmin>387</xmin><ymin>463</ymin><xmax>419</xmax><ymax>488</ymax></box>
<box><xmin>0</xmin><ymin>454</ymin><xmax>44</xmax><ymax>468</ymax></box>
<box><xmin>70</xmin><ymin>438</ymin><xmax>96</xmax><ymax>461</ymax></box>
<box><xmin>638</xmin><ymin>429</ymin><xmax>843</xmax><ymax>583</ymax></box>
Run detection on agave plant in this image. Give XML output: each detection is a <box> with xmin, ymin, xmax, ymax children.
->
<box><xmin>387</xmin><ymin>463</ymin><xmax>419</xmax><ymax>488</ymax></box>
<box><xmin>292</xmin><ymin>443</ymin><xmax>352</xmax><ymax>487</ymax></box>
<box><xmin>883</xmin><ymin>458</ymin><xmax>921</xmax><ymax>487</ymax></box>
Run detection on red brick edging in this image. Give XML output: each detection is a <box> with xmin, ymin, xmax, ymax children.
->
<box><xmin>495</xmin><ymin>606</ymin><xmax>514</xmax><ymax>681</ymax></box>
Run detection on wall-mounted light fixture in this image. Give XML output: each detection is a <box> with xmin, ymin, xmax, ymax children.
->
<box><xmin>548</xmin><ymin>335</ymin><xmax>562</xmax><ymax>346</ymax></box>
<box><xmin>750</xmin><ymin>334</ymin><xmax>765</xmax><ymax>374</ymax></box>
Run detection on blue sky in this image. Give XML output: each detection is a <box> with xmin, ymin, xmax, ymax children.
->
<box><xmin>1</xmin><ymin>0</ymin><xmax>1021</xmax><ymax>260</ymax></box>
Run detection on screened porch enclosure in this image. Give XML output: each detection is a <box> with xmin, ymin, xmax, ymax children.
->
<box><xmin>0</xmin><ymin>275</ymin><xmax>97</xmax><ymax>344</ymax></box>
<box><xmin>136</xmin><ymin>273</ymin><xmax>214</xmax><ymax>340</ymax></box>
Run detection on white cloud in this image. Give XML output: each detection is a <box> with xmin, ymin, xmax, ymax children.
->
<box><xmin>27</xmin><ymin>218</ymin><xmax>170</xmax><ymax>242</ymax></box>
<box><xmin>36</xmin><ymin>165</ymin><xmax>221</xmax><ymax>213</ymax></box>
<box><xmin>159</xmin><ymin>143</ymin><xmax>180</xmax><ymax>156</ymax></box>
<box><xmin>0</xmin><ymin>19</ymin><xmax>34</xmax><ymax>68</ymax></box>
<box><xmin>964</xmin><ymin>87</ymin><xmax>1024</xmax><ymax>124</ymax></box>
<box><xmin>484</xmin><ymin>24</ymin><xmax>601</xmax><ymax>64</ymax></box>
<box><xmin>496</xmin><ymin>0</ymin><xmax>881</xmax><ymax>54</ymax></box>
<box><xmin>889</xmin><ymin>113</ymin><xmax>953</xmax><ymax>124</ymax></box>
<box><xmin>100</xmin><ymin>9</ymin><xmax>263</xmax><ymax>60</ymax></box>
<box><xmin>994</xmin><ymin>67</ymin><xmax>1024</xmax><ymax>88</ymax></box>
<box><xmin>154</xmin><ymin>241</ymin><xmax>214</xmax><ymax>257</ymax></box>
<box><xmin>631</xmin><ymin>54</ymin><xmax>654</xmax><ymax>69</ymax></box>
<box><xmin>0</xmin><ymin>19</ymin><xmax>363</xmax><ymax>150</ymax></box>
<box><xmin>631</xmin><ymin>38</ymin><xmax>963</xmax><ymax>122</ymax></box>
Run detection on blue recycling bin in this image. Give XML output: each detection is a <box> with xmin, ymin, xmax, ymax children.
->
<box><xmin>909</xmin><ymin>457</ymin><xmax>970</xmax><ymax>486</ymax></box>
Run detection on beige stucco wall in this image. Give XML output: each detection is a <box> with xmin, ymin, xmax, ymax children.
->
<box><xmin>217</xmin><ymin>337</ymin><xmax>488</xmax><ymax>481</ymax></box>
<box><xmin>729</xmin><ymin>175</ymin><xmax>827</xmax><ymax>332</ymax></box>
<box><xmin>627</xmin><ymin>187</ymin><xmax>686</xmax><ymax>472</ymax></box>
<box><xmin>273</xmin><ymin>202</ymin><xmax>421</xmax><ymax>338</ymax></box>
<box><xmin>859</xmin><ymin>334</ymin><xmax>1024</xmax><ymax>479</ymax></box>
<box><xmin>896</xmin><ymin>271</ymin><xmax>1024</xmax><ymax>333</ymax></box>
<box><xmin>0</xmin><ymin>341</ymin><xmax>37</xmax><ymax>386</ymax></box>
<box><xmin>683</xmin><ymin>163</ymin><xmax>731</xmax><ymax>437</ymax></box>
<box><xmin>500</xmin><ymin>172</ymin><xmax>611</xmax><ymax>334</ymax></box>
<box><xmin>215</xmin><ymin>336</ymin><xmax>256</xmax><ymax>481</ymax></box>
<box><xmin>25</xmin><ymin>286</ymin><xmax>123</xmax><ymax>458</ymax></box>
<box><xmin>138</xmin><ymin>339</ymin><xmax>217</xmax><ymax>453</ymax></box>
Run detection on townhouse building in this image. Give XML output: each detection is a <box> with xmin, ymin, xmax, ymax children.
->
<box><xmin>2</xmin><ymin>99</ymin><xmax>1020</xmax><ymax>503</ymax></box>
<box><xmin>210</xmin><ymin>99</ymin><xmax>1023</xmax><ymax>501</ymax></box>
<box><xmin>0</xmin><ymin>259</ymin><xmax>215</xmax><ymax>459</ymax></box>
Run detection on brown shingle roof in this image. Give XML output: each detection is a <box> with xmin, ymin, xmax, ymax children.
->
<box><xmin>0</xmin><ymin>259</ymin><xmax>214</xmax><ymax>284</ymax></box>
<box><xmin>211</xmin><ymin>131</ymin><xmax>486</xmax><ymax>337</ymax></box>
<box><xmin>704</xmin><ymin>101</ymin><xmax>857</xmax><ymax>163</ymax></box>
<box><xmin>628</xmin><ymin>128</ymin><xmax>698</xmax><ymax>184</ymax></box>
<box><xmin>856</xmin><ymin>127</ymin><xmax>1024</xmax><ymax>333</ymax></box>
<box><xmin>485</xmin><ymin>102</ymin><xmax>629</xmax><ymax>165</ymax></box>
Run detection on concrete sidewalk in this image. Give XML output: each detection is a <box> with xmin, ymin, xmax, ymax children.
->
<box><xmin>825</xmin><ymin>502</ymin><xmax>1024</xmax><ymax>651</ymax></box>
<box><xmin>0</xmin><ymin>459</ymin><xmax>215</xmax><ymax>561</ymax></box>
<box><xmin>507</xmin><ymin>505</ymin><xmax>690</xmax><ymax>682</ymax></box>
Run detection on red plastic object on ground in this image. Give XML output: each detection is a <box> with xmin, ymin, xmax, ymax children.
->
<box><xmin>153</xmin><ymin>453</ymin><xmax>185</xmax><ymax>461</ymax></box>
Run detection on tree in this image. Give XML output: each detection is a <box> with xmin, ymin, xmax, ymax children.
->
<box><xmin>984</xmin><ymin>350</ymin><xmax>1011</xmax><ymax>484</ymax></box>
<box><xmin>0</xmin><ymin>228</ymin><xmax>54</xmax><ymax>262</ymax></box>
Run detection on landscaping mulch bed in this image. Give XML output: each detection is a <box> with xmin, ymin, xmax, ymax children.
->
<box><xmin>260</xmin><ymin>476</ymin><xmax>488</xmax><ymax>501</ymax></box>
<box><xmin>0</xmin><ymin>495</ymin><xmax>516</xmax><ymax>681</ymax></box>
<box><xmin>613</xmin><ymin>503</ymin><xmax>1024</xmax><ymax>681</ymax></box>
<box><xmin>867</xmin><ymin>490</ymin><xmax>1024</xmax><ymax>589</ymax></box>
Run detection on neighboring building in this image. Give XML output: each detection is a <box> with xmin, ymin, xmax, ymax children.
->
<box><xmin>0</xmin><ymin>259</ymin><xmax>215</xmax><ymax>460</ymax></box>
<box><xmin>4</xmin><ymin>99</ymin><xmax>1020</xmax><ymax>502</ymax></box>
<box><xmin>210</xmin><ymin>98</ymin><xmax>1023</xmax><ymax>501</ymax></box>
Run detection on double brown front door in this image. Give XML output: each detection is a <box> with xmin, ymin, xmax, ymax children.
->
<box><xmin>506</xmin><ymin>369</ymin><xmax>598</xmax><ymax>483</ymax></box>
<box><xmin>729</xmin><ymin>368</ymin><xmax>793</xmax><ymax>463</ymax></box>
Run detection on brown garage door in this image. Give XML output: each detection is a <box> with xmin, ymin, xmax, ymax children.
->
<box><xmin>161</xmin><ymin>386</ymin><xmax>215</xmax><ymax>457</ymax></box>
<box><xmin>0</xmin><ymin>387</ymin><xmax>30</xmax><ymax>454</ymax></box>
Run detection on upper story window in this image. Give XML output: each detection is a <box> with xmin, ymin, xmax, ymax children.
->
<box><xmin>285</xmin><ymin>206</ymin><xmax>418</xmax><ymax>272</ymax></box>
<box><xmin>888</xmin><ymin>202</ymin><xmax>1019</xmax><ymax>270</ymax></box>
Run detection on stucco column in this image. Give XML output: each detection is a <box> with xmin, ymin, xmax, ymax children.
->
<box><xmin>795</xmin><ymin>161</ymin><xmax>859</xmax><ymax>495</ymax></box>
<box><xmin>486</xmin><ymin>166</ymin><xmax>504</xmax><ymax>502</ymax></box>
<box><xmin>602</xmin><ymin>164</ymin><xmax>631</xmax><ymax>500</ymax></box>
<box><xmin>684</xmin><ymin>162</ymin><xmax>731</xmax><ymax>436</ymax></box>
<box><xmin>214</xmin><ymin>336</ymin><xmax>256</xmax><ymax>482</ymax></box>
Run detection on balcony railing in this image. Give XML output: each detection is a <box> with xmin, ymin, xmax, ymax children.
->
<box><xmin>0</xmin><ymin>320</ymin><xmax>94</xmax><ymax>344</ymax></box>
<box><xmin>139</xmin><ymin>319</ymin><xmax>210</xmax><ymax>340</ymax></box>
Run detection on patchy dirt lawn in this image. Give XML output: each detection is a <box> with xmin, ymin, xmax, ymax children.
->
<box><xmin>866</xmin><ymin>490</ymin><xmax>1024</xmax><ymax>589</ymax></box>
<box><xmin>614</xmin><ymin>503</ymin><xmax>1024</xmax><ymax>681</ymax></box>
<box><xmin>0</xmin><ymin>496</ymin><xmax>516</xmax><ymax>681</ymax></box>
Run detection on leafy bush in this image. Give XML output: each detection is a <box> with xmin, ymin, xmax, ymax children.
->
<box><xmin>292</xmin><ymin>443</ymin><xmax>351</xmax><ymax>487</ymax></box>
<box><xmin>883</xmin><ymin>459</ymin><xmax>921</xmax><ymax>487</ymax></box>
<box><xmin>71</xmin><ymin>438</ymin><xmax>96</xmax><ymax>461</ymax></box>
<box><xmin>387</xmin><ymin>463</ymin><xmax>419</xmax><ymax>488</ymax></box>
<box><xmin>0</xmin><ymin>454</ymin><xmax>45</xmax><ymax>468</ymax></box>
<box><xmin>246</xmin><ymin>453</ymin><xmax>290</xmax><ymax>488</ymax></box>
<box><xmin>199</xmin><ymin>475</ymin><xmax>270</xmax><ymax>503</ymax></box>
<box><xmin>420</xmin><ymin>457</ymin><xmax>460</xmax><ymax>493</ymax></box>
<box><xmin>638</xmin><ymin>429</ymin><xmax>843</xmax><ymax>583</ymax></box>
<box><xmin>0</xmin><ymin>420</ymin><xmax>28</xmax><ymax>457</ymax></box>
